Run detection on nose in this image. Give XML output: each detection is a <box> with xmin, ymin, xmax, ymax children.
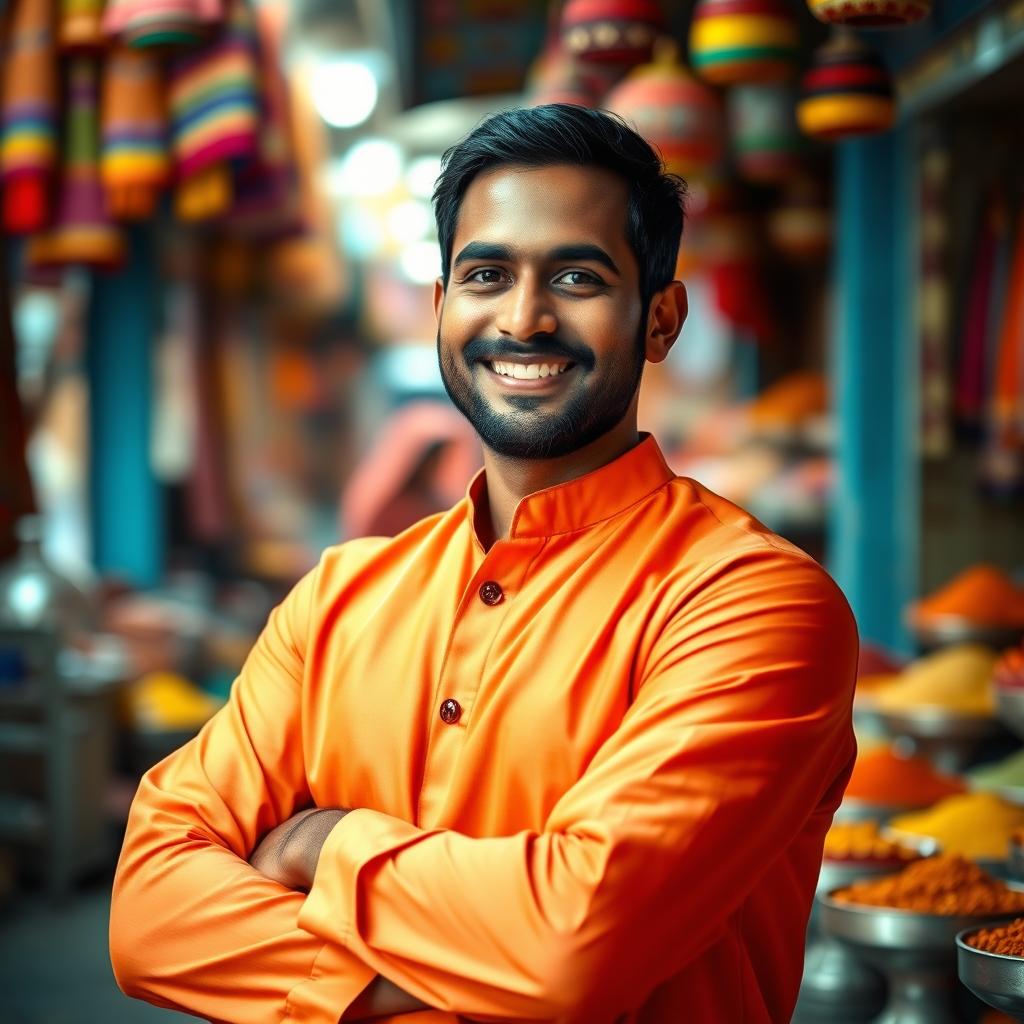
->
<box><xmin>494</xmin><ymin>275</ymin><xmax>558</xmax><ymax>341</ymax></box>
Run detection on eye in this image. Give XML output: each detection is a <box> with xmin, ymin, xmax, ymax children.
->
<box><xmin>464</xmin><ymin>268</ymin><xmax>507</xmax><ymax>285</ymax></box>
<box><xmin>555</xmin><ymin>270</ymin><xmax>602</xmax><ymax>287</ymax></box>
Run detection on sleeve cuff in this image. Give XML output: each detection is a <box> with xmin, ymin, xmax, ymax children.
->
<box><xmin>298</xmin><ymin>808</ymin><xmax>430</xmax><ymax>950</ymax></box>
<box><xmin>283</xmin><ymin>937</ymin><xmax>376</xmax><ymax>1023</ymax></box>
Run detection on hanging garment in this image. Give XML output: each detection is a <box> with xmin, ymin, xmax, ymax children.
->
<box><xmin>955</xmin><ymin>194</ymin><xmax>1000</xmax><ymax>432</ymax></box>
<box><xmin>0</xmin><ymin>0</ymin><xmax>59</xmax><ymax>233</ymax></box>
<box><xmin>168</xmin><ymin>0</ymin><xmax>258</xmax><ymax>220</ymax></box>
<box><xmin>26</xmin><ymin>56</ymin><xmax>125</xmax><ymax>269</ymax></box>
<box><xmin>100</xmin><ymin>44</ymin><xmax>170</xmax><ymax>219</ymax></box>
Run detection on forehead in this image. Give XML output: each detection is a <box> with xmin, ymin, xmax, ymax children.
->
<box><xmin>453</xmin><ymin>163</ymin><xmax>633</xmax><ymax>262</ymax></box>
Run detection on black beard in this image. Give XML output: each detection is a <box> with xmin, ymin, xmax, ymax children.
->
<box><xmin>437</xmin><ymin>323</ymin><xmax>646</xmax><ymax>460</ymax></box>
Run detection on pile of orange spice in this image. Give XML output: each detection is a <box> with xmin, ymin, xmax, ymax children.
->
<box><xmin>910</xmin><ymin>564</ymin><xmax>1024</xmax><ymax>629</ymax></box>
<box><xmin>823</xmin><ymin>821</ymin><xmax>921</xmax><ymax>864</ymax></box>
<box><xmin>844</xmin><ymin>746</ymin><xmax>965</xmax><ymax>807</ymax></box>
<box><xmin>968</xmin><ymin>918</ymin><xmax>1024</xmax><ymax>958</ymax></box>
<box><xmin>832</xmin><ymin>855</ymin><xmax>1024</xmax><ymax>915</ymax></box>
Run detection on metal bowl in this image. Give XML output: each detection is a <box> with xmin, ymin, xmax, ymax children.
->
<box><xmin>871</xmin><ymin>706</ymin><xmax>1006</xmax><ymax>774</ymax></box>
<box><xmin>819</xmin><ymin>891</ymin><xmax>1023</xmax><ymax>1024</ymax></box>
<box><xmin>998</xmin><ymin>688</ymin><xmax>1024</xmax><ymax>743</ymax></box>
<box><xmin>957</xmin><ymin>927</ymin><xmax>1024</xmax><ymax>1021</ymax></box>
<box><xmin>909</xmin><ymin>617</ymin><xmax>1023</xmax><ymax>651</ymax></box>
<box><xmin>1011</xmin><ymin>838</ymin><xmax>1024</xmax><ymax>883</ymax></box>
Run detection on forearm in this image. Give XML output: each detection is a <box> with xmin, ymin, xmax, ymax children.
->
<box><xmin>111</xmin><ymin>796</ymin><xmax>375</xmax><ymax>1023</ymax></box>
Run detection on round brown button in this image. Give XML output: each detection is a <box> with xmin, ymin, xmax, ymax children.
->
<box><xmin>479</xmin><ymin>581</ymin><xmax>504</xmax><ymax>605</ymax></box>
<box><xmin>439</xmin><ymin>698</ymin><xmax>462</xmax><ymax>724</ymax></box>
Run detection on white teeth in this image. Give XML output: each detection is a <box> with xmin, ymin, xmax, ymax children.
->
<box><xmin>489</xmin><ymin>362</ymin><xmax>569</xmax><ymax>379</ymax></box>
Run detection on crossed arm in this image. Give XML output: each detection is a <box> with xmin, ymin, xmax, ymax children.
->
<box><xmin>110</xmin><ymin>550</ymin><xmax>857</xmax><ymax>1024</ymax></box>
<box><xmin>248</xmin><ymin>807</ymin><xmax>428</xmax><ymax>1020</ymax></box>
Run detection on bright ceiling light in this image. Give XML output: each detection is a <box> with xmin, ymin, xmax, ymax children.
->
<box><xmin>334</xmin><ymin>138</ymin><xmax>402</xmax><ymax>197</ymax></box>
<box><xmin>311</xmin><ymin>58</ymin><xmax>379</xmax><ymax>129</ymax></box>
<box><xmin>398</xmin><ymin>241</ymin><xmax>442</xmax><ymax>284</ymax></box>
<box><xmin>406</xmin><ymin>155</ymin><xmax>443</xmax><ymax>198</ymax></box>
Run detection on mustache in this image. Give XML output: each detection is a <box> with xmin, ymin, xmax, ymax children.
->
<box><xmin>463</xmin><ymin>335</ymin><xmax>594</xmax><ymax>370</ymax></box>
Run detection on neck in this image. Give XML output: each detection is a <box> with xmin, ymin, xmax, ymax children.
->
<box><xmin>477</xmin><ymin>416</ymin><xmax>642</xmax><ymax>548</ymax></box>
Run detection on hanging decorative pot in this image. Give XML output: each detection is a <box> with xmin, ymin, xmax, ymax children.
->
<box><xmin>728</xmin><ymin>84</ymin><xmax>805</xmax><ymax>184</ymax></box>
<box><xmin>560</xmin><ymin>0</ymin><xmax>666</xmax><ymax>67</ymax></box>
<box><xmin>605</xmin><ymin>43</ymin><xmax>725</xmax><ymax>179</ymax></box>
<box><xmin>525</xmin><ymin>45</ymin><xmax>604</xmax><ymax>107</ymax></box>
<box><xmin>766</xmin><ymin>173</ymin><xmax>832</xmax><ymax>262</ymax></box>
<box><xmin>806</xmin><ymin>0</ymin><xmax>932</xmax><ymax>29</ymax></box>
<box><xmin>797</xmin><ymin>31</ymin><xmax>895</xmax><ymax>140</ymax></box>
<box><xmin>689</xmin><ymin>0</ymin><xmax>801</xmax><ymax>86</ymax></box>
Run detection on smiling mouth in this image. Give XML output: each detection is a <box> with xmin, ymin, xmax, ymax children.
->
<box><xmin>481</xmin><ymin>360</ymin><xmax>575</xmax><ymax>382</ymax></box>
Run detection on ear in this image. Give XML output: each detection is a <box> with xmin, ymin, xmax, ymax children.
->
<box><xmin>433</xmin><ymin>277</ymin><xmax>445</xmax><ymax>326</ymax></box>
<box><xmin>644</xmin><ymin>280</ymin><xmax>687</xmax><ymax>364</ymax></box>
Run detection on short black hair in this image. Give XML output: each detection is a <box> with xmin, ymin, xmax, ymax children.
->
<box><xmin>432</xmin><ymin>103</ymin><xmax>687</xmax><ymax>314</ymax></box>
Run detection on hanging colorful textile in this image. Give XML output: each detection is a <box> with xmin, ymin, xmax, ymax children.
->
<box><xmin>168</xmin><ymin>0</ymin><xmax>258</xmax><ymax>221</ymax></box>
<box><xmin>26</xmin><ymin>56</ymin><xmax>125</xmax><ymax>269</ymax></box>
<box><xmin>955</xmin><ymin>194</ymin><xmax>1003</xmax><ymax>433</ymax></box>
<box><xmin>806</xmin><ymin>0</ymin><xmax>932</xmax><ymax>28</ymax></box>
<box><xmin>797</xmin><ymin>31</ymin><xmax>895</xmax><ymax>140</ymax></box>
<box><xmin>0</xmin><ymin>0</ymin><xmax>59</xmax><ymax>233</ymax></box>
<box><xmin>103</xmin><ymin>0</ymin><xmax>222</xmax><ymax>48</ymax></box>
<box><xmin>982</xmin><ymin>205</ymin><xmax>1024</xmax><ymax>494</ymax></box>
<box><xmin>59</xmin><ymin>0</ymin><xmax>105</xmax><ymax>51</ymax></box>
<box><xmin>100</xmin><ymin>45</ymin><xmax>170</xmax><ymax>219</ymax></box>
<box><xmin>560</xmin><ymin>0</ymin><xmax>665</xmax><ymax>67</ymax></box>
<box><xmin>220</xmin><ymin>0</ymin><xmax>300</xmax><ymax>239</ymax></box>
<box><xmin>689</xmin><ymin>0</ymin><xmax>800</xmax><ymax>86</ymax></box>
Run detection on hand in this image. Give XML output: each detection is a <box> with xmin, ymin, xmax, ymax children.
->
<box><xmin>249</xmin><ymin>807</ymin><xmax>348</xmax><ymax>890</ymax></box>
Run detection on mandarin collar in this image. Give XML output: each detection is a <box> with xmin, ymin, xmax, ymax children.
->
<box><xmin>465</xmin><ymin>432</ymin><xmax>675</xmax><ymax>542</ymax></box>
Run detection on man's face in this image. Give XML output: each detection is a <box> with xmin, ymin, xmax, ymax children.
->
<box><xmin>434</xmin><ymin>163</ymin><xmax>647</xmax><ymax>460</ymax></box>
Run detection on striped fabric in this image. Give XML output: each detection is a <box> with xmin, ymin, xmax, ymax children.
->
<box><xmin>168</xmin><ymin>0</ymin><xmax>257</xmax><ymax>181</ymax></box>
<box><xmin>103</xmin><ymin>0</ymin><xmax>222</xmax><ymax>48</ymax></box>
<box><xmin>26</xmin><ymin>56</ymin><xmax>125</xmax><ymax>268</ymax></box>
<box><xmin>0</xmin><ymin>0</ymin><xmax>58</xmax><ymax>233</ymax></box>
<box><xmin>689</xmin><ymin>0</ymin><xmax>800</xmax><ymax>85</ymax></box>
<box><xmin>100</xmin><ymin>45</ymin><xmax>170</xmax><ymax>219</ymax></box>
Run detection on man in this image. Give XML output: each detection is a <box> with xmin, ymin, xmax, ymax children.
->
<box><xmin>111</xmin><ymin>104</ymin><xmax>857</xmax><ymax>1024</ymax></box>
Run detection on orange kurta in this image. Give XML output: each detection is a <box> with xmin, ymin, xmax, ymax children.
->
<box><xmin>110</xmin><ymin>434</ymin><xmax>858</xmax><ymax>1024</ymax></box>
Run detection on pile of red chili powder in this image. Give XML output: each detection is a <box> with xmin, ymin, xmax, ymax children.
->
<box><xmin>969</xmin><ymin>918</ymin><xmax>1024</xmax><ymax>957</ymax></box>
<box><xmin>833</xmin><ymin>855</ymin><xmax>1024</xmax><ymax>916</ymax></box>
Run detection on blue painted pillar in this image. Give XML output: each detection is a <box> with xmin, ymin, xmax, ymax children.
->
<box><xmin>828</xmin><ymin>128</ymin><xmax>918</xmax><ymax>655</ymax></box>
<box><xmin>85</xmin><ymin>227</ymin><xmax>163</xmax><ymax>587</ymax></box>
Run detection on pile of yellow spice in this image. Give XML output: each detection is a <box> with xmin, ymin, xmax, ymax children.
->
<box><xmin>870</xmin><ymin>644</ymin><xmax>997</xmax><ymax>717</ymax></box>
<box><xmin>890</xmin><ymin>792</ymin><xmax>1024</xmax><ymax>861</ymax></box>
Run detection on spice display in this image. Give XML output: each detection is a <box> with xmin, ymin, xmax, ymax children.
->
<box><xmin>969</xmin><ymin>917</ymin><xmax>1024</xmax><ymax>957</ymax></box>
<box><xmin>995</xmin><ymin>641</ymin><xmax>1024</xmax><ymax>689</ymax></box>
<box><xmin>890</xmin><ymin>792</ymin><xmax>1024</xmax><ymax>861</ymax></box>
<box><xmin>969</xmin><ymin>749</ymin><xmax>1024</xmax><ymax>792</ymax></box>
<box><xmin>832</xmin><ymin>854</ymin><xmax>1024</xmax><ymax>915</ymax></box>
<box><xmin>844</xmin><ymin>745</ymin><xmax>965</xmax><ymax>807</ymax></box>
<box><xmin>909</xmin><ymin>564</ymin><xmax>1024</xmax><ymax>630</ymax></box>
<box><xmin>823</xmin><ymin>821</ymin><xmax>921</xmax><ymax>864</ymax></box>
<box><xmin>872</xmin><ymin>643</ymin><xmax>997</xmax><ymax>717</ymax></box>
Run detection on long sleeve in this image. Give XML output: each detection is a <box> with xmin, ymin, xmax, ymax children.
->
<box><xmin>298</xmin><ymin>547</ymin><xmax>858</xmax><ymax>1023</ymax></box>
<box><xmin>109</xmin><ymin>564</ymin><xmax>376</xmax><ymax>1024</ymax></box>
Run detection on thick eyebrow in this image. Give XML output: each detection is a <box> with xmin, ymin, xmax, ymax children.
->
<box><xmin>452</xmin><ymin>241</ymin><xmax>620</xmax><ymax>276</ymax></box>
